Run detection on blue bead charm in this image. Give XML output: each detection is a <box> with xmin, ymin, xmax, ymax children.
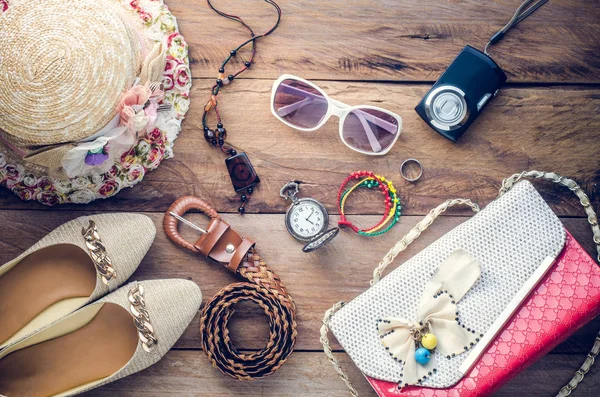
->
<box><xmin>415</xmin><ymin>347</ymin><xmax>431</xmax><ymax>365</ymax></box>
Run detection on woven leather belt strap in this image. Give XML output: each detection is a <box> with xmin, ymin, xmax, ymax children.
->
<box><xmin>164</xmin><ymin>196</ymin><xmax>298</xmax><ymax>380</ymax></box>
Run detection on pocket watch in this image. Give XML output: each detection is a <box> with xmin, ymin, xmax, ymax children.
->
<box><xmin>280</xmin><ymin>181</ymin><xmax>339</xmax><ymax>252</ymax></box>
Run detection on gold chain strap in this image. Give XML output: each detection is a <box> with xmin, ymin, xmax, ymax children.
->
<box><xmin>128</xmin><ymin>284</ymin><xmax>158</xmax><ymax>353</ymax></box>
<box><xmin>499</xmin><ymin>171</ymin><xmax>600</xmax><ymax>396</ymax></box>
<box><xmin>371</xmin><ymin>198</ymin><xmax>480</xmax><ymax>285</ymax></box>
<box><xmin>81</xmin><ymin>220</ymin><xmax>116</xmax><ymax>286</ymax></box>
<box><xmin>557</xmin><ymin>332</ymin><xmax>600</xmax><ymax>397</ymax></box>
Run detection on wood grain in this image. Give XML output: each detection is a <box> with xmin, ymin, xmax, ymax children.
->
<box><xmin>168</xmin><ymin>0</ymin><xmax>600</xmax><ymax>83</ymax></box>
<box><xmin>81</xmin><ymin>351</ymin><xmax>600</xmax><ymax>397</ymax></box>
<box><xmin>1</xmin><ymin>1</ymin><xmax>599</xmax><ymax>396</ymax></box>
<box><xmin>1</xmin><ymin>81</ymin><xmax>598</xmax><ymax>215</ymax></box>
<box><xmin>0</xmin><ymin>212</ymin><xmax>597</xmax><ymax>353</ymax></box>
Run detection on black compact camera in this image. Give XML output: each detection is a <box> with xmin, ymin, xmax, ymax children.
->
<box><xmin>415</xmin><ymin>45</ymin><xmax>507</xmax><ymax>142</ymax></box>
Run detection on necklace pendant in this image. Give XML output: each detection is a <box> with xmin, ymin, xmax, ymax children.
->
<box><xmin>225</xmin><ymin>152</ymin><xmax>260</xmax><ymax>193</ymax></box>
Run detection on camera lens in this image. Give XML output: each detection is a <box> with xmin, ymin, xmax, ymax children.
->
<box><xmin>424</xmin><ymin>85</ymin><xmax>469</xmax><ymax>131</ymax></box>
<box><xmin>432</xmin><ymin>92</ymin><xmax>464</xmax><ymax>124</ymax></box>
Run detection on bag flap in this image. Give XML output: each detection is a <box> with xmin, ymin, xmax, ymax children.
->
<box><xmin>329</xmin><ymin>181</ymin><xmax>566</xmax><ymax>388</ymax></box>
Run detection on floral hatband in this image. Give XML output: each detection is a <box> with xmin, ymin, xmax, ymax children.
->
<box><xmin>0</xmin><ymin>0</ymin><xmax>191</xmax><ymax>206</ymax></box>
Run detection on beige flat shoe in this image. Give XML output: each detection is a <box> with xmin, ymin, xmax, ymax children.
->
<box><xmin>0</xmin><ymin>213</ymin><xmax>156</xmax><ymax>351</ymax></box>
<box><xmin>0</xmin><ymin>279</ymin><xmax>202</xmax><ymax>397</ymax></box>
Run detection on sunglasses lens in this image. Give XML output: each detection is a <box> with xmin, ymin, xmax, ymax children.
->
<box><xmin>342</xmin><ymin>108</ymin><xmax>399</xmax><ymax>154</ymax></box>
<box><xmin>274</xmin><ymin>79</ymin><xmax>328</xmax><ymax>129</ymax></box>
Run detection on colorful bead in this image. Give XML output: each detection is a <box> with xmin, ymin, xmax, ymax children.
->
<box><xmin>415</xmin><ymin>347</ymin><xmax>431</xmax><ymax>365</ymax></box>
<box><xmin>337</xmin><ymin>172</ymin><xmax>401</xmax><ymax>237</ymax></box>
<box><xmin>422</xmin><ymin>333</ymin><xmax>438</xmax><ymax>350</ymax></box>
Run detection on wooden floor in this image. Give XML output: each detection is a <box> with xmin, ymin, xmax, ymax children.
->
<box><xmin>1</xmin><ymin>0</ymin><xmax>599</xmax><ymax>396</ymax></box>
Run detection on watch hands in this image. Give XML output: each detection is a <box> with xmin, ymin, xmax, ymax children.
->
<box><xmin>306</xmin><ymin>209</ymin><xmax>315</xmax><ymax>225</ymax></box>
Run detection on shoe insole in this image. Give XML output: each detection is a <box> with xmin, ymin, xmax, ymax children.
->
<box><xmin>0</xmin><ymin>303</ymin><xmax>139</xmax><ymax>397</ymax></box>
<box><xmin>0</xmin><ymin>244</ymin><xmax>97</xmax><ymax>345</ymax></box>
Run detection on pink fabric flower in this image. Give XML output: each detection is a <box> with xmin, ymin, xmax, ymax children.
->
<box><xmin>117</xmin><ymin>85</ymin><xmax>152</xmax><ymax>126</ymax></box>
<box><xmin>98</xmin><ymin>180</ymin><xmax>121</xmax><ymax>197</ymax></box>
<box><xmin>145</xmin><ymin>146</ymin><xmax>165</xmax><ymax>169</ymax></box>
<box><xmin>127</xmin><ymin>164</ymin><xmax>146</xmax><ymax>183</ymax></box>
<box><xmin>146</xmin><ymin>128</ymin><xmax>164</xmax><ymax>144</ymax></box>
<box><xmin>37</xmin><ymin>177</ymin><xmax>54</xmax><ymax>191</ymax></box>
<box><xmin>108</xmin><ymin>164</ymin><xmax>121</xmax><ymax>177</ymax></box>
<box><xmin>120</xmin><ymin>149</ymin><xmax>137</xmax><ymax>170</ymax></box>
<box><xmin>139</xmin><ymin>10</ymin><xmax>152</xmax><ymax>24</ymax></box>
<box><xmin>163</xmin><ymin>75</ymin><xmax>175</xmax><ymax>91</ymax></box>
<box><xmin>37</xmin><ymin>191</ymin><xmax>61</xmax><ymax>206</ymax></box>
<box><xmin>167</xmin><ymin>32</ymin><xmax>181</xmax><ymax>47</ymax></box>
<box><xmin>14</xmin><ymin>187</ymin><xmax>35</xmax><ymax>201</ymax></box>
<box><xmin>173</xmin><ymin>64</ymin><xmax>191</xmax><ymax>90</ymax></box>
<box><xmin>4</xmin><ymin>165</ymin><xmax>23</xmax><ymax>188</ymax></box>
<box><xmin>1</xmin><ymin>0</ymin><xmax>8</xmax><ymax>13</ymax></box>
<box><xmin>165</xmin><ymin>59</ymin><xmax>180</xmax><ymax>74</ymax></box>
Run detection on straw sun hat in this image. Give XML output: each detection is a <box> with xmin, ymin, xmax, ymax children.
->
<box><xmin>0</xmin><ymin>0</ymin><xmax>191</xmax><ymax>205</ymax></box>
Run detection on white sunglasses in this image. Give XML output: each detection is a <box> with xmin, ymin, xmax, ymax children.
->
<box><xmin>270</xmin><ymin>75</ymin><xmax>402</xmax><ymax>155</ymax></box>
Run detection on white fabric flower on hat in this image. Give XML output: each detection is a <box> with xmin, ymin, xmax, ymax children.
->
<box><xmin>62</xmin><ymin>126</ymin><xmax>134</xmax><ymax>178</ymax></box>
<box><xmin>69</xmin><ymin>188</ymin><xmax>96</xmax><ymax>204</ymax></box>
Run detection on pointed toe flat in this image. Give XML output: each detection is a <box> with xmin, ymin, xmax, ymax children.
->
<box><xmin>0</xmin><ymin>213</ymin><xmax>156</xmax><ymax>350</ymax></box>
<box><xmin>0</xmin><ymin>279</ymin><xmax>202</xmax><ymax>397</ymax></box>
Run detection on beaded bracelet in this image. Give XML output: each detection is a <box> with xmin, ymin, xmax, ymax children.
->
<box><xmin>337</xmin><ymin>171</ymin><xmax>401</xmax><ymax>236</ymax></box>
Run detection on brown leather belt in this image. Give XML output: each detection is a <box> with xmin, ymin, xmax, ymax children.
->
<box><xmin>164</xmin><ymin>196</ymin><xmax>297</xmax><ymax>380</ymax></box>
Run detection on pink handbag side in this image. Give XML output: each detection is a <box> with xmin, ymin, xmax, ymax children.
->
<box><xmin>367</xmin><ymin>230</ymin><xmax>600</xmax><ymax>397</ymax></box>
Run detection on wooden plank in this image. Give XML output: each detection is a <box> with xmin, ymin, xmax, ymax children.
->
<box><xmin>0</xmin><ymin>211</ymin><xmax>597</xmax><ymax>353</ymax></box>
<box><xmin>1</xmin><ymin>81</ymin><xmax>598</xmax><ymax>215</ymax></box>
<box><xmin>81</xmin><ymin>351</ymin><xmax>600</xmax><ymax>397</ymax></box>
<box><xmin>168</xmin><ymin>0</ymin><xmax>600</xmax><ymax>83</ymax></box>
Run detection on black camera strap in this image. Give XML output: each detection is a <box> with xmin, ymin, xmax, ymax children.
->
<box><xmin>484</xmin><ymin>0</ymin><xmax>549</xmax><ymax>55</ymax></box>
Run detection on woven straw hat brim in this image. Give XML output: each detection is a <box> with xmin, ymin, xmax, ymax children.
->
<box><xmin>0</xmin><ymin>0</ymin><xmax>192</xmax><ymax>206</ymax></box>
<box><xmin>0</xmin><ymin>0</ymin><xmax>143</xmax><ymax>147</ymax></box>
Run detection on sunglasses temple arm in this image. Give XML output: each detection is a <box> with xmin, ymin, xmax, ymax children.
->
<box><xmin>276</xmin><ymin>97</ymin><xmax>313</xmax><ymax>117</ymax></box>
<box><xmin>356</xmin><ymin>112</ymin><xmax>383</xmax><ymax>153</ymax></box>
<box><xmin>329</xmin><ymin>98</ymin><xmax>398</xmax><ymax>135</ymax></box>
<box><xmin>355</xmin><ymin>109</ymin><xmax>398</xmax><ymax>134</ymax></box>
<box><xmin>278</xmin><ymin>83</ymin><xmax>328</xmax><ymax>101</ymax></box>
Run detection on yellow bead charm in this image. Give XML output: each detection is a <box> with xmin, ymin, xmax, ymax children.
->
<box><xmin>422</xmin><ymin>333</ymin><xmax>438</xmax><ymax>350</ymax></box>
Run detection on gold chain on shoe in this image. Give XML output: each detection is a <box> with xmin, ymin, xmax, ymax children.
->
<box><xmin>128</xmin><ymin>284</ymin><xmax>158</xmax><ymax>353</ymax></box>
<box><xmin>81</xmin><ymin>220</ymin><xmax>116</xmax><ymax>286</ymax></box>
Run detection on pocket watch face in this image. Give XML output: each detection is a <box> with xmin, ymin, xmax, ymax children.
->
<box><xmin>285</xmin><ymin>198</ymin><xmax>329</xmax><ymax>241</ymax></box>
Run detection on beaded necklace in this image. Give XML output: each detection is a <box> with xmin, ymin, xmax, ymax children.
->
<box><xmin>337</xmin><ymin>171</ymin><xmax>401</xmax><ymax>236</ymax></box>
<box><xmin>202</xmin><ymin>0</ymin><xmax>282</xmax><ymax>213</ymax></box>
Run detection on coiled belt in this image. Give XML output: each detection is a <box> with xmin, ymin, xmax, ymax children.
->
<box><xmin>164</xmin><ymin>196</ymin><xmax>297</xmax><ymax>379</ymax></box>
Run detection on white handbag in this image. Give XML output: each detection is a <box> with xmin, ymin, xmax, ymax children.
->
<box><xmin>321</xmin><ymin>171</ymin><xmax>600</xmax><ymax>396</ymax></box>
